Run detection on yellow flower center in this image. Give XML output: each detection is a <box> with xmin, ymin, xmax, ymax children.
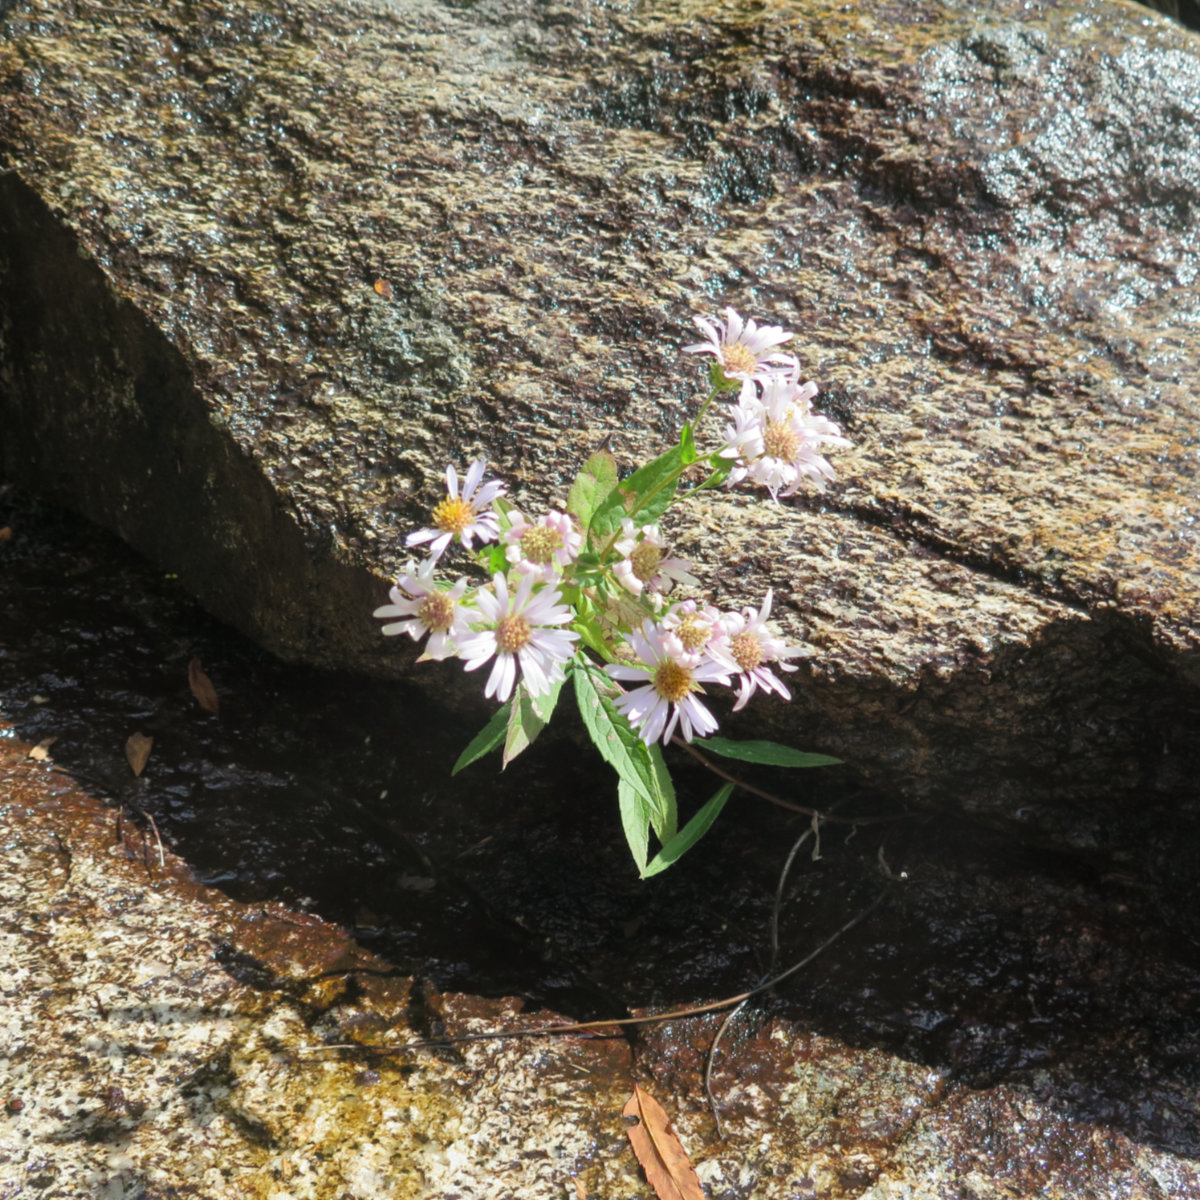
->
<box><xmin>673</xmin><ymin>614</ymin><xmax>709</xmax><ymax>652</ymax></box>
<box><xmin>432</xmin><ymin>496</ymin><xmax>476</xmax><ymax>536</ymax></box>
<box><xmin>630</xmin><ymin>542</ymin><xmax>663</xmax><ymax>582</ymax></box>
<box><xmin>721</xmin><ymin>342</ymin><xmax>758</xmax><ymax>377</ymax></box>
<box><xmin>762</xmin><ymin>420</ymin><xmax>800</xmax><ymax>462</ymax></box>
<box><xmin>495</xmin><ymin>613</ymin><xmax>532</xmax><ymax>654</ymax></box>
<box><xmin>520</xmin><ymin>525</ymin><xmax>560</xmax><ymax>565</ymax></box>
<box><xmin>418</xmin><ymin>591</ymin><xmax>455</xmax><ymax>634</ymax></box>
<box><xmin>730</xmin><ymin>631</ymin><xmax>763</xmax><ymax>672</ymax></box>
<box><xmin>653</xmin><ymin>658</ymin><xmax>694</xmax><ymax>703</ymax></box>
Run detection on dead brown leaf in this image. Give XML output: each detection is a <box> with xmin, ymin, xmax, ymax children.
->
<box><xmin>0</xmin><ymin>525</ymin><xmax>12</xmax><ymax>542</ymax></box>
<box><xmin>622</xmin><ymin>1085</ymin><xmax>706</xmax><ymax>1200</ymax></box>
<box><xmin>188</xmin><ymin>658</ymin><xmax>220</xmax><ymax>715</ymax></box>
<box><xmin>373</xmin><ymin>278</ymin><xmax>394</xmax><ymax>299</ymax></box>
<box><xmin>125</xmin><ymin>732</ymin><xmax>154</xmax><ymax>777</ymax></box>
<box><xmin>28</xmin><ymin>736</ymin><xmax>58</xmax><ymax>762</ymax></box>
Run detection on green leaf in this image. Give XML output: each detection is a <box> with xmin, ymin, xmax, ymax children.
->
<box><xmin>699</xmin><ymin>737</ymin><xmax>843</xmax><ymax>768</ymax></box>
<box><xmin>646</xmin><ymin>742</ymin><xmax>678</xmax><ymax>843</ymax></box>
<box><xmin>643</xmin><ymin>783</ymin><xmax>735</xmax><ymax>877</ymax></box>
<box><xmin>567</xmin><ymin>451</ymin><xmax>620</xmax><ymax>532</ymax></box>
<box><xmin>482</xmin><ymin>543</ymin><xmax>509</xmax><ymax>574</ymax></box>
<box><xmin>680</xmin><ymin>422</ymin><xmax>698</xmax><ymax>465</ymax></box>
<box><xmin>573</xmin><ymin>663</ymin><xmax>673</xmax><ymax>831</ymax></box>
<box><xmin>502</xmin><ymin>678</ymin><xmax>564</xmax><ymax>768</ymax></box>
<box><xmin>451</xmin><ymin>701</ymin><xmax>513</xmax><ymax>775</ymax></box>
<box><xmin>618</xmin><ymin>779</ymin><xmax>651</xmax><ymax>875</ymax></box>
<box><xmin>589</xmin><ymin>446</ymin><xmax>684</xmax><ymax>545</ymax></box>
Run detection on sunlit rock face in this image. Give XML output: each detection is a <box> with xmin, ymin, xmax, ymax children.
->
<box><xmin>0</xmin><ymin>0</ymin><xmax>1197</xmax><ymax>823</ymax></box>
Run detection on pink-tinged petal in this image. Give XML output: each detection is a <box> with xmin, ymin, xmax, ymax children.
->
<box><xmin>472</xmin><ymin>588</ymin><xmax>501</xmax><ymax>621</ymax></box>
<box><xmin>473</xmin><ymin>480</ymin><xmax>506</xmax><ymax>509</ymax></box>
<box><xmin>723</xmin><ymin>307</ymin><xmax>745</xmax><ymax>344</ymax></box>
<box><xmin>444</xmin><ymin>463</ymin><xmax>459</xmax><ymax>496</ymax></box>
<box><xmin>421</xmin><ymin>632</ymin><xmax>458</xmax><ymax>661</ymax></box>
<box><xmin>483</xmin><ymin>653</ymin><xmax>513</xmax><ymax>702</ymax></box>
<box><xmin>642</xmin><ymin>698</ymin><xmax>671</xmax><ymax>745</ymax></box>
<box><xmin>520</xmin><ymin>651</ymin><xmax>550</xmax><ymax>696</ymax></box>
<box><xmin>607</xmin><ymin>663</ymin><xmax>651</xmax><ymax>683</ymax></box>
<box><xmin>457</xmin><ymin>634</ymin><xmax>496</xmax><ymax>671</ymax></box>
<box><xmin>463</xmin><ymin>459</ymin><xmax>485</xmax><ymax>497</ymax></box>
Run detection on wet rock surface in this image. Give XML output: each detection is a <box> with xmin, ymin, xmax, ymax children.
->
<box><xmin>0</xmin><ymin>0</ymin><xmax>1198</xmax><ymax>825</ymax></box>
<box><xmin>2</xmin><ymin>493</ymin><xmax>1199</xmax><ymax>1197</ymax></box>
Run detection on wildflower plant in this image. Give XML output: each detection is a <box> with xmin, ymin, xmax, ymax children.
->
<box><xmin>375</xmin><ymin>309</ymin><xmax>851</xmax><ymax>876</ymax></box>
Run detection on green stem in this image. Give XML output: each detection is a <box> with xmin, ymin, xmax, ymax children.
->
<box><xmin>594</xmin><ymin>385</ymin><xmax>726</xmax><ymax>563</ymax></box>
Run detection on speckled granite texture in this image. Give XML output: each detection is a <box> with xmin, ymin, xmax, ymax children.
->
<box><xmin>4</xmin><ymin>727</ymin><xmax>1199</xmax><ymax>1199</ymax></box>
<box><xmin>0</xmin><ymin>0</ymin><xmax>1197</xmax><ymax>819</ymax></box>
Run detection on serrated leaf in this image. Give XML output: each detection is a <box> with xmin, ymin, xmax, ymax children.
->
<box><xmin>567</xmin><ymin>450</ymin><xmax>620</xmax><ymax>531</ymax></box>
<box><xmin>573</xmin><ymin>664</ymin><xmax>672</xmax><ymax>830</ymax></box>
<box><xmin>618</xmin><ymin>778</ymin><xmax>651</xmax><ymax>875</ymax></box>
<box><xmin>642</xmin><ymin>783</ymin><xmax>733</xmax><ymax>877</ymax></box>
<box><xmin>451</xmin><ymin>701</ymin><xmax>512</xmax><ymax>775</ymax></box>
<box><xmin>589</xmin><ymin>446</ymin><xmax>683</xmax><ymax>545</ymax></box>
<box><xmin>646</xmin><ymin>742</ymin><xmax>677</xmax><ymax>843</ymax></box>
<box><xmin>699</xmin><ymin>736</ymin><xmax>843</xmax><ymax>768</ymax></box>
<box><xmin>502</xmin><ymin>679</ymin><xmax>563</xmax><ymax>768</ymax></box>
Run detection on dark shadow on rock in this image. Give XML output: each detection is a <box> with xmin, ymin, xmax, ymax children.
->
<box><xmin>1</xmin><ymin>489</ymin><xmax>1198</xmax><ymax>1162</ymax></box>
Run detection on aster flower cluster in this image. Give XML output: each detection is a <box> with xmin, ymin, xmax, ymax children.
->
<box><xmin>373</xmin><ymin>310</ymin><xmax>849</xmax><ymax>875</ymax></box>
<box><xmin>374</xmin><ymin>461</ymin><xmax>581</xmax><ymax>704</ymax></box>
<box><xmin>685</xmin><ymin>309</ymin><xmax>852</xmax><ymax>500</ymax></box>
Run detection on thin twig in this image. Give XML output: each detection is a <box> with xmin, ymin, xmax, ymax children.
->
<box><xmin>771</xmin><ymin>823</ymin><xmax>821</xmax><ymax>972</ymax></box>
<box><xmin>703</xmin><ymin>1000</ymin><xmax>749</xmax><ymax>1139</ymax></box>
<box><xmin>135</xmin><ymin>807</ymin><xmax>166</xmax><ymax>869</ymax></box>
<box><xmin>297</xmin><ymin>888</ymin><xmax>889</xmax><ymax>1058</ymax></box>
<box><xmin>705</xmin><ymin>818</ymin><xmax>823</xmax><ymax>1136</ymax></box>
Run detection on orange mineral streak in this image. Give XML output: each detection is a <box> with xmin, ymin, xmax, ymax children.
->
<box><xmin>432</xmin><ymin>496</ymin><xmax>475</xmax><ymax>535</ymax></box>
<box><xmin>654</xmin><ymin>658</ymin><xmax>694</xmax><ymax>702</ymax></box>
<box><xmin>495</xmin><ymin>614</ymin><xmax>532</xmax><ymax>654</ymax></box>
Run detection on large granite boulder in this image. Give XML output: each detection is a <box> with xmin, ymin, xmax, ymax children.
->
<box><xmin>1</xmin><ymin>0</ymin><xmax>1197</xmax><ymax>823</ymax></box>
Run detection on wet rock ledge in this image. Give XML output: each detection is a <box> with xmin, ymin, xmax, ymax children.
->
<box><xmin>5</xmin><ymin>718</ymin><xmax>1200</xmax><ymax>1200</ymax></box>
<box><xmin>1</xmin><ymin>0</ymin><xmax>1198</xmax><ymax>826</ymax></box>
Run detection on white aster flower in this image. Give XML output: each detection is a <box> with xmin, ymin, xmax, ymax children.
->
<box><xmin>406</xmin><ymin>460</ymin><xmax>506</xmax><ymax>560</ymax></box>
<box><xmin>373</xmin><ymin>558</ymin><xmax>476</xmax><ymax>661</ymax></box>
<box><xmin>605</xmin><ymin>619</ymin><xmax>731</xmax><ymax>745</ymax></box>
<box><xmin>456</xmin><ymin>572</ymin><xmax>578</xmax><ymax>702</ymax></box>
<box><xmin>660</xmin><ymin>599</ymin><xmax>727</xmax><ymax>661</ymax></box>
<box><xmin>504</xmin><ymin>508</ymin><xmax>582</xmax><ymax>583</ymax></box>
<box><xmin>719</xmin><ymin>372</ymin><xmax>851</xmax><ymax>500</ymax></box>
<box><xmin>612</xmin><ymin>519</ymin><xmax>698</xmax><ymax>598</ymax></box>
<box><xmin>683</xmin><ymin>307</ymin><xmax>799</xmax><ymax>385</ymax></box>
<box><xmin>710</xmin><ymin>589</ymin><xmax>808</xmax><ymax>711</ymax></box>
